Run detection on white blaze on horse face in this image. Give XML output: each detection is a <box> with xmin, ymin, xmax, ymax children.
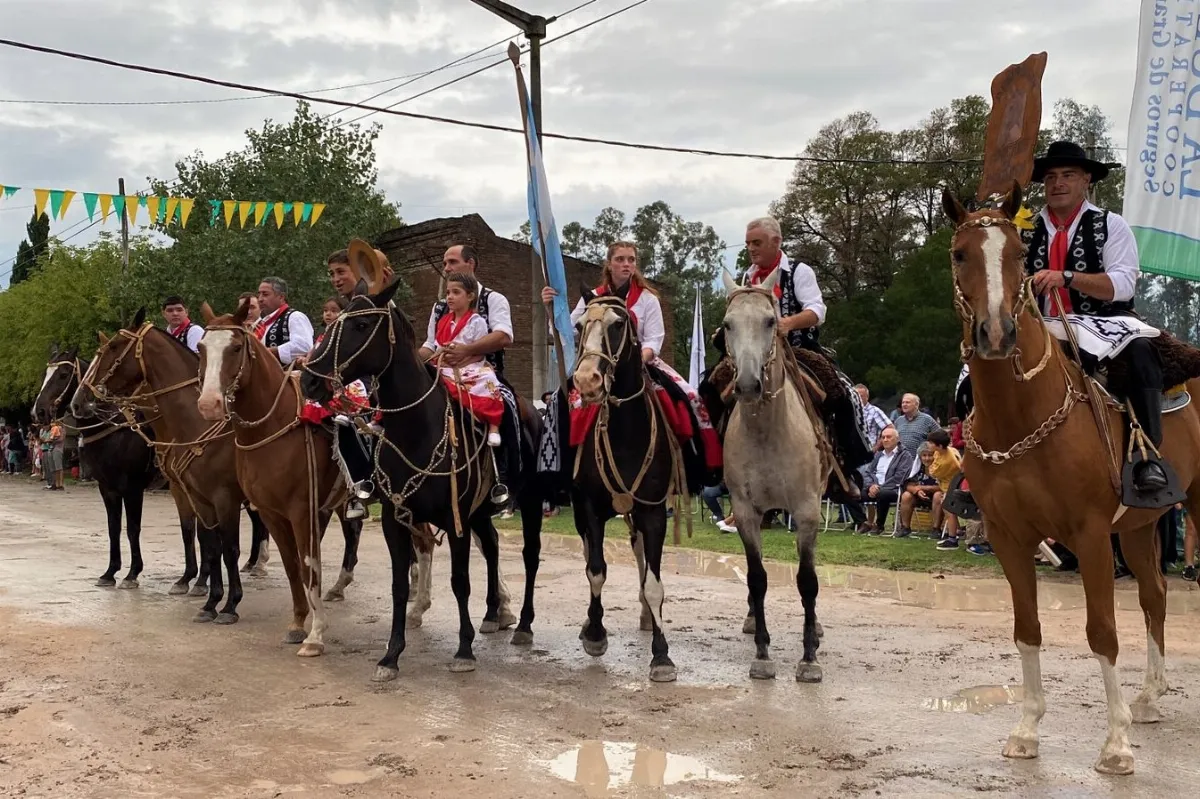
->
<box><xmin>197</xmin><ymin>329</ymin><xmax>234</xmax><ymax>418</ymax></box>
<box><xmin>575</xmin><ymin>307</ymin><xmax>620</xmax><ymax>400</ymax></box>
<box><xmin>40</xmin><ymin>365</ymin><xmax>58</xmax><ymax>392</ymax></box>
<box><xmin>981</xmin><ymin>226</ymin><xmax>1007</xmax><ymax>322</ymax></box>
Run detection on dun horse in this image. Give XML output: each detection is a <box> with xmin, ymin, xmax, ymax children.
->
<box><xmin>719</xmin><ymin>271</ymin><xmax>828</xmax><ymax>682</ymax></box>
<box><xmin>943</xmin><ymin>185</ymin><xmax>1200</xmax><ymax>775</ymax></box>
<box><xmin>196</xmin><ymin>301</ymin><xmax>363</xmax><ymax>657</ymax></box>
<box><xmin>300</xmin><ymin>239</ymin><xmax>543</xmax><ymax>681</ymax></box>
<box><xmin>570</xmin><ymin>290</ymin><xmax>685</xmax><ymax>683</ymax></box>
<box><xmin>34</xmin><ymin>346</ymin><xmax>205</xmax><ymax>593</ymax></box>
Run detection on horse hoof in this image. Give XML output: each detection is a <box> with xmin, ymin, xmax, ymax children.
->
<box><xmin>749</xmin><ymin>660</ymin><xmax>776</xmax><ymax>680</ymax></box>
<box><xmin>795</xmin><ymin>662</ymin><xmax>823</xmax><ymax>683</ymax></box>
<box><xmin>187</xmin><ymin>585</ymin><xmax>208</xmax><ymax>598</ymax></box>
<box><xmin>283</xmin><ymin>629</ymin><xmax>307</xmax><ymax>645</ymax></box>
<box><xmin>240</xmin><ymin>563</ymin><xmax>253</xmax><ymax>573</ymax></box>
<box><xmin>510</xmin><ymin>630</ymin><xmax>534</xmax><ymax>647</ymax></box>
<box><xmin>479</xmin><ymin>620</ymin><xmax>500</xmax><ymax>634</ymax></box>
<box><xmin>168</xmin><ymin>582</ymin><xmax>190</xmax><ymax>596</ymax></box>
<box><xmin>250</xmin><ymin>565</ymin><xmax>268</xmax><ymax>578</ymax></box>
<box><xmin>582</xmin><ymin>637</ymin><xmax>608</xmax><ymax>657</ymax></box>
<box><xmin>192</xmin><ymin>610</ymin><xmax>217</xmax><ymax>623</ymax></box>
<box><xmin>1095</xmin><ymin>751</ymin><xmax>1135</xmax><ymax>776</ymax></box>
<box><xmin>297</xmin><ymin>642</ymin><xmax>325</xmax><ymax>658</ymax></box>
<box><xmin>118</xmin><ymin>579</ymin><xmax>139</xmax><ymax>590</ymax></box>
<box><xmin>1130</xmin><ymin>702</ymin><xmax>1162</xmax><ymax>724</ymax></box>
<box><xmin>96</xmin><ymin>576</ymin><xmax>116</xmax><ymax>588</ymax></box>
<box><xmin>449</xmin><ymin>657</ymin><xmax>477</xmax><ymax>673</ymax></box>
<box><xmin>372</xmin><ymin>666</ymin><xmax>399</xmax><ymax>683</ymax></box>
<box><xmin>742</xmin><ymin>616</ymin><xmax>756</xmax><ymax>635</ymax></box>
<box><xmin>214</xmin><ymin>612</ymin><xmax>239</xmax><ymax>625</ymax></box>
<box><xmin>406</xmin><ymin>613</ymin><xmax>424</xmax><ymax>628</ymax></box>
<box><xmin>323</xmin><ymin>590</ymin><xmax>345</xmax><ymax>603</ymax></box>
<box><xmin>649</xmin><ymin>663</ymin><xmax>677</xmax><ymax>683</ymax></box>
<box><xmin>1002</xmin><ymin>736</ymin><xmax>1039</xmax><ymax>760</ymax></box>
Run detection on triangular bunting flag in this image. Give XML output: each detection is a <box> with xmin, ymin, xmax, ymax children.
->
<box><xmin>210</xmin><ymin>200</ymin><xmax>221</xmax><ymax>227</ymax></box>
<box><xmin>48</xmin><ymin>189</ymin><xmax>65</xmax><ymax>220</ymax></box>
<box><xmin>291</xmin><ymin>202</ymin><xmax>304</xmax><ymax>226</ymax></box>
<box><xmin>300</xmin><ymin>203</ymin><xmax>314</xmax><ymax>224</ymax></box>
<box><xmin>273</xmin><ymin>202</ymin><xmax>285</xmax><ymax>228</ymax></box>
<box><xmin>33</xmin><ymin>189</ymin><xmax>50</xmax><ymax>219</ymax></box>
<box><xmin>179</xmin><ymin>198</ymin><xmax>195</xmax><ymax>228</ymax></box>
<box><xmin>99</xmin><ymin>194</ymin><xmax>113</xmax><ymax>223</ymax></box>
<box><xmin>145</xmin><ymin>196</ymin><xmax>161</xmax><ymax>224</ymax></box>
<box><xmin>82</xmin><ymin>193</ymin><xmax>98</xmax><ymax>221</ymax></box>
<box><xmin>126</xmin><ymin>196</ymin><xmax>141</xmax><ymax>225</ymax></box>
<box><xmin>2</xmin><ymin>186</ymin><xmax>18</xmax><ymax>198</ymax></box>
<box><xmin>112</xmin><ymin>195</ymin><xmax>126</xmax><ymax>223</ymax></box>
<box><xmin>222</xmin><ymin>200</ymin><xmax>236</xmax><ymax>228</ymax></box>
<box><xmin>254</xmin><ymin>201</ymin><xmax>268</xmax><ymax>226</ymax></box>
<box><xmin>165</xmin><ymin>197</ymin><xmax>179</xmax><ymax>225</ymax></box>
<box><xmin>60</xmin><ymin>190</ymin><xmax>76</xmax><ymax>219</ymax></box>
<box><xmin>238</xmin><ymin>201</ymin><xmax>253</xmax><ymax>229</ymax></box>
<box><xmin>309</xmin><ymin>203</ymin><xmax>326</xmax><ymax>226</ymax></box>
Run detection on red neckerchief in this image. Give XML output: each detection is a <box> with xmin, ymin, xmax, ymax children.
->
<box><xmin>1046</xmin><ymin>204</ymin><xmax>1085</xmax><ymax>314</ymax></box>
<box><xmin>747</xmin><ymin>251</ymin><xmax>784</xmax><ymax>299</ymax></box>
<box><xmin>594</xmin><ymin>279</ymin><xmax>643</xmax><ymax>329</ymax></box>
<box><xmin>253</xmin><ymin>303</ymin><xmax>289</xmax><ymax>341</ymax></box>
<box><xmin>436</xmin><ymin>310</ymin><xmax>476</xmax><ymax>347</ymax></box>
<box><xmin>167</xmin><ymin>318</ymin><xmax>191</xmax><ymax>338</ymax></box>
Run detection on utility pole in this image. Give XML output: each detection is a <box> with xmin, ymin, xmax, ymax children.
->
<box><xmin>469</xmin><ymin>0</ymin><xmax>554</xmax><ymax>396</ymax></box>
<box><xmin>117</xmin><ymin>177</ymin><xmax>129</xmax><ymax>272</ymax></box>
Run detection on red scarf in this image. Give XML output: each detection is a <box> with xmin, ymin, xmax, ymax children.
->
<box><xmin>435</xmin><ymin>310</ymin><xmax>476</xmax><ymax>347</ymax></box>
<box><xmin>167</xmin><ymin>318</ymin><xmax>192</xmax><ymax>338</ymax></box>
<box><xmin>747</xmin><ymin>252</ymin><xmax>784</xmax><ymax>299</ymax></box>
<box><xmin>1046</xmin><ymin>204</ymin><xmax>1084</xmax><ymax>314</ymax></box>
<box><xmin>595</xmin><ymin>279</ymin><xmax>643</xmax><ymax>329</ymax></box>
<box><xmin>253</xmin><ymin>304</ymin><xmax>289</xmax><ymax>341</ymax></box>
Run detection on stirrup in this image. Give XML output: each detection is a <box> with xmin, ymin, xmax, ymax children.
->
<box><xmin>488</xmin><ymin>448</ymin><xmax>510</xmax><ymax>505</ymax></box>
<box><xmin>352</xmin><ymin>479</ymin><xmax>374</xmax><ymax>500</ymax></box>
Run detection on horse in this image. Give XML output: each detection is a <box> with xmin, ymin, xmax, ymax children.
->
<box><xmin>195</xmin><ymin>301</ymin><xmax>363</xmax><ymax>657</ymax></box>
<box><xmin>570</xmin><ymin>290</ymin><xmax>686</xmax><ymax>683</ymax></box>
<box><xmin>299</xmin><ymin>242</ymin><xmax>543</xmax><ymax>681</ymax></box>
<box><xmin>34</xmin><ymin>345</ymin><xmax>205</xmax><ymax>593</ymax></box>
<box><xmin>942</xmin><ymin>184</ymin><xmax>1200</xmax><ymax>775</ymax></box>
<box><xmin>719</xmin><ymin>271</ymin><xmax>829</xmax><ymax>683</ymax></box>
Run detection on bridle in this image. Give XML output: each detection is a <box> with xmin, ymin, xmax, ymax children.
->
<box><xmin>40</xmin><ymin>357</ymin><xmax>124</xmax><ymax>439</ymax></box>
<box><xmin>574</xmin><ymin>296</ymin><xmax>647</xmax><ymax>406</ymax></box>
<box><xmin>722</xmin><ymin>286</ymin><xmax>786</xmax><ymax>406</ymax></box>
<box><xmin>81</xmin><ymin>322</ymin><xmax>199</xmax><ymax>408</ymax></box>
<box><xmin>200</xmin><ymin>323</ymin><xmax>301</xmax><ymax>437</ymax></box>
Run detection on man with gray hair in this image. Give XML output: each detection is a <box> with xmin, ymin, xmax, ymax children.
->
<box><xmin>254</xmin><ymin>276</ymin><xmax>313</xmax><ymax>366</ymax></box>
<box><xmin>894</xmin><ymin>392</ymin><xmax>939</xmax><ymax>454</ymax></box>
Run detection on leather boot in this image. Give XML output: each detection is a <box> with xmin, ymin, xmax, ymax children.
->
<box><xmin>1131</xmin><ymin>388</ymin><xmax>1169</xmax><ymax>492</ymax></box>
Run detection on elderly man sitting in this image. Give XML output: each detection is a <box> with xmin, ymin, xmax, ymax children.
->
<box><xmin>845</xmin><ymin>427</ymin><xmax>914</xmax><ymax>535</ymax></box>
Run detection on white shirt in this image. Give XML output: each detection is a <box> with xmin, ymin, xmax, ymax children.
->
<box><xmin>1038</xmin><ymin>201</ymin><xmax>1139</xmax><ymax>304</ymax></box>
<box><xmin>274</xmin><ymin>310</ymin><xmax>314</xmax><ymax>366</ymax></box>
<box><xmin>422</xmin><ymin>282</ymin><xmax>514</xmax><ymax>352</ymax></box>
<box><xmin>170</xmin><ymin>323</ymin><xmax>205</xmax><ymax>354</ymax></box>
<box><xmin>874</xmin><ymin>448</ymin><xmax>898</xmax><ymax>488</ymax></box>
<box><xmin>745</xmin><ymin>252</ymin><xmax>827</xmax><ymax>326</ymax></box>
<box><xmin>569</xmin><ymin>285</ymin><xmax>666</xmax><ymax>357</ymax></box>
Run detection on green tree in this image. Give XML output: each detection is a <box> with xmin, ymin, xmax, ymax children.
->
<box><xmin>899</xmin><ymin>95</ymin><xmax>990</xmax><ymax>235</ymax></box>
<box><xmin>11</xmin><ymin>210</ymin><xmax>51</xmax><ymax>285</ymax></box>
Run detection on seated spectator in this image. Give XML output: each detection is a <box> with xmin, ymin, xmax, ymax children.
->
<box><xmin>927</xmin><ymin>428</ymin><xmax>963</xmax><ymax>549</ymax></box>
<box><xmin>845</xmin><ymin>427</ymin><xmax>913</xmax><ymax>535</ymax></box>
<box><xmin>948</xmin><ymin>416</ymin><xmax>965</xmax><ymax>452</ymax></box>
<box><xmin>896</xmin><ymin>443</ymin><xmax>939</xmax><ymax>538</ymax></box>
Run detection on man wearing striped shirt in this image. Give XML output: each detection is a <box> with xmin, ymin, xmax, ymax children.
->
<box><xmin>855</xmin><ymin>384</ymin><xmax>892</xmax><ymax>450</ymax></box>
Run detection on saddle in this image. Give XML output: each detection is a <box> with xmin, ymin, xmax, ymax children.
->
<box><xmin>1095</xmin><ymin>331</ymin><xmax>1200</xmax><ymax>412</ymax></box>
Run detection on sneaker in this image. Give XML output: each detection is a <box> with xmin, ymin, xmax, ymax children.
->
<box><xmin>344</xmin><ymin>500</ymin><xmax>366</xmax><ymax>520</ymax></box>
<box><xmin>487</xmin><ymin>431</ymin><xmax>502</xmax><ymax>447</ymax></box>
<box><xmin>1182</xmin><ymin>564</ymin><xmax>1197</xmax><ymax>581</ymax></box>
<box><xmin>936</xmin><ymin>536</ymin><xmax>959</xmax><ymax>550</ymax></box>
<box><xmin>867</xmin><ymin>526</ymin><xmax>884</xmax><ymax>536</ymax></box>
<box><xmin>717</xmin><ymin>521</ymin><xmax>737</xmax><ymax>534</ymax></box>
<box><xmin>892</xmin><ymin>527</ymin><xmax>912</xmax><ymax>539</ymax></box>
<box><xmin>966</xmin><ymin>543</ymin><xmax>992</xmax><ymax>556</ymax></box>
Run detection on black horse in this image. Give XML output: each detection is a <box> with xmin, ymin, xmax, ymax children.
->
<box><xmin>299</xmin><ymin>266</ymin><xmax>543</xmax><ymax>682</ymax></box>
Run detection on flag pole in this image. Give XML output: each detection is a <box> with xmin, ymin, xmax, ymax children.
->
<box><xmin>509</xmin><ymin>42</ymin><xmax>569</xmax><ymax>389</ymax></box>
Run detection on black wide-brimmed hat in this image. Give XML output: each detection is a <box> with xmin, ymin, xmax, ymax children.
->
<box><xmin>1032</xmin><ymin>140</ymin><xmax>1119</xmax><ymax>183</ymax></box>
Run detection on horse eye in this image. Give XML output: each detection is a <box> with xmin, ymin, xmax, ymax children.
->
<box><xmin>722</xmin><ymin>321</ymin><xmax>731</xmax><ymax>331</ymax></box>
<box><xmin>353</xmin><ymin>319</ymin><xmax>369</xmax><ymax>332</ymax></box>
<box><xmin>765</xmin><ymin>318</ymin><xmax>775</xmax><ymax>328</ymax></box>
<box><xmin>953</xmin><ymin>248</ymin><xmax>965</xmax><ymax>263</ymax></box>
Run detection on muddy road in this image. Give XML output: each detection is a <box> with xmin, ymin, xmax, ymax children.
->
<box><xmin>2</xmin><ymin>481</ymin><xmax>1200</xmax><ymax>797</ymax></box>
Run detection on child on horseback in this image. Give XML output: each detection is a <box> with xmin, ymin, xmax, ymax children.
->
<box><xmin>431</xmin><ymin>273</ymin><xmax>504</xmax><ymax>447</ymax></box>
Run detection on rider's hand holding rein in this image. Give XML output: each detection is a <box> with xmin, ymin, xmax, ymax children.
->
<box><xmin>545</xmin><ymin>285</ymin><xmax>655</xmax><ymax>364</ymax></box>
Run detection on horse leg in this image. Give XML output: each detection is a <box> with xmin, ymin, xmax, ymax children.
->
<box><xmin>325</xmin><ymin>514</ymin><xmax>361</xmax><ymax>602</ymax></box>
<box><xmin>194</xmin><ymin>524</ymin><xmax>223</xmax><ymax>623</ymax></box>
<box><xmin>189</xmin><ymin>525</ymin><xmax>213</xmax><ymax>597</ymax></box>
<box><xmin>244</xmin><ymin>507</ymin><xmax>270</xmax><ymax>577</ymax></box>
<box><xmin>634</xmin><ymin>503</ymin><xmax>675</xmax><ymax>683</ymax></box>
<box><xmin>119</xmin><ymin>488</ymin><xmax>145</xmax><ymax>588</ymax></box>
<box><xmin>472</xmin><ymin>520</ymin><xmax>514</xmax><ymax>633</ymax></box>
<box><xmin>1076</xmin><ymin>531</ymin><xmax>1134</xmax><ymax>775</ymax></box>
<box><xmin>171</xmin><ymin>516</ymin><xmax>198</xmax><ymax>595</ymax></box>
<box><xmin>794</xmin><ymin>504</ymin><xmax>823</xmax><ymax>683</ymax></box>
<box><xmin>574</xmin><ymin>494</ymin><xmax>609</xmax><ymax>657</ymax></box>
<box><xmin>735</xmin><ymin>509</ymin><xmax>773</xmax><ymax>679</ymax></box>
<box><xmin>1118</xmin><ymin>525</ymin><xmax>1168</xmax><ymax>724</ymax></box>
<box><xmin>511</xmin><ymin>488</ymin><xmax>542</xmax><ymax>646</ymax></box>
<box><xmin>407</xmin><ymin>533</ymin><xmax>434</xmax><ymax>628</ymax></box>
<box><xmin>295</xmin><ymin>512</ymin><xmax>327</xmax><ymax>658</ymax></box>
<box><xmin>631</xmin><ymin>528</ymin><xmax>653</xmax><ymax>632</ymax></box>
<box><xmin>374</xmin><ymin>508</ymin><xmax>413</xmax><ymax>681</ymax></box>
<box><xmin>448</xmin><ymin>515</ymin><xmax>478</xmax><ymax>672</ymax></box>
<box><xmin>95</xmin><ymin>487</ymin><xmax>123</xmax><ymax>587</ymax></box>
<box><xmin>214</xmin><ymin>510</ymin><xmax>243</xmax><ymax>625</ymax></box>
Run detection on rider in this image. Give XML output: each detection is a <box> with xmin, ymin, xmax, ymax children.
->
<box><xmin>162</xmin><ymin>295</ymin><xmax>204</xmax><ymax>354</ymax></box>
<box><xmin>254</xmin><ymin>277</ymin><xmax>313</xmax><ymax>367</ymax></box>
<box><xmin>1024</xmin><ymin>140</ymin><xmax>1169</xmax><ymax>497</ymax></box>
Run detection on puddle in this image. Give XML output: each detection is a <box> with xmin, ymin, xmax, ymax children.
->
<box><xmin>326</xmin><ymin>769</ymin><xmax>373</xmax><ymax>785</ymax></box>
<box><xmin>923</xmin><ymin>684</ymin><xmax>1023</xmax><ymax>713</ymax></box>
<box><xmin>544</xmin><ymin>741</ymin><xmax>740</xmax><ymax>796</ymax></box>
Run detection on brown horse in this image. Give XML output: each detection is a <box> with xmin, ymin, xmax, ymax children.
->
<box><xmin>942</xmin><ymin>185</ymin><xmax>1200</xmax><ymax>775</ymax></box>
<box><xmin>196</xmin><ymin>301</ymin><xmax>355</xmax><ymax>658</ymax></box>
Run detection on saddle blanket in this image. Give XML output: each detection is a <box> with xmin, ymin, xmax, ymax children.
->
<box><xmin>1043</xmin><ymin>314</ymin><xmax>1159</xmax><ymax>361</ymax></box>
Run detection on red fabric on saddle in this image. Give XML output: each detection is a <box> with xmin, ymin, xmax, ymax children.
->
<box><xmin>569</xmin><ymin>386</ymin><xmax>695</xmax><ymax>448</ymax></box>
<box><xmin>442</xmin><ymin>376</ymin><xmax>504</xmax><ymax>426</ymax></box>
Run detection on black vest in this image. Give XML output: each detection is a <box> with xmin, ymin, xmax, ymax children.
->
<box><xmin>171</xmin><ymin>322</ymin><xmax>198</xmax><ymax>347</ymax></box>
<box><xmin>263</xmin><ymin>308</ymin><xmax>296</xmax><ymax>348</ymax></box>
<box><xmin>770</xmin><ymin>263</ymin><xmax>822</xmax><ymax>351</ymax></box>
<box><xmin>433</xmin><ymin>287</ymin><xmax>505</xmax><ymax>378</ymax></box>
<box><xmin>1023</xmin><ymin>209</ymin><xmax>1134</xmax><ymax>318</ymax></box>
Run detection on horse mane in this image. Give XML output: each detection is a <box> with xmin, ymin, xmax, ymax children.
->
<box><xmin>144</xmin><ymin>324</ymin><xmax>200</xmax><ymax>362</ymax></box>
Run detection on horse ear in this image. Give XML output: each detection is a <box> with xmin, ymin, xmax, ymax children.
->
<box><xmin>351</xmin><ymin>278</ymin><xmax>369</xmax><ymax>297</ymax></box>
<box><xmin>132</xmin><ymin>306</ymin><xmax>147</xmax><ymax>329</ymax></box>
<box><xmin>65</xmin><ymin>345</ymin><xmax>78</xmax><ymax>359</ymax></box>
<box><xmin>232</xmin><ymin>298</ymin><xmax>250</xmax><ymax>327</ymax></box>
<box><xmin>759</xmin><ymin>267</ymin><xmax>781</xmax><ymax>295</ymax></box>
<box><xmin>200</xmin><ymin>302</ymin><xmax>216</xmax><ymax>324</ymax></box>
<box><xmin>97</xmin><ymin>330</ymin><xmax>110</xmax><ymax>346</ymax></box>
<box><xmin>941</xmin><ymin>188</ymin><xmax>968</xmax><ymax>227</ymax></box>
<box><xmin>48</xmin><ymin>341</ymin><xmax>59</xmax><ymax>359</ymax></box>
<box><xmin>721</xmin><ymin>270</ymin><xmax>738</xmax><ymax>295</ymax></box>
<box><xmin>1000</xmin><ymin>180</ymin><xmax>1023</xmax><ymax>220</ymax></box>
<box><xmin>348</xmin><ymin>239</ymin><xmax>384</xmax><ymax>293</ymax></box>
<box><xmin>372</xmin><ymin>276</ymin><xmax>402</xmax><ymax>308</ymax></box>
<box><xmin>581</xmin><ymin>282</ymin><xmax>595</xmax><ymax>305</ymax></box>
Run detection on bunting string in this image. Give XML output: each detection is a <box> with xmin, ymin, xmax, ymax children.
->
<box><xmin>0</xmin><ymin>183</ymin><xmax>325</xmax><ymax>229</ymax></box>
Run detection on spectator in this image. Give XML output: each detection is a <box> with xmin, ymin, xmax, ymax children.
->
<box><xmin>928</xmin><ymin>429</ymin><xmax>964</xmax><ymax>549</ymax></box>
<box><xmin>846</xmin><ymin>427</ymin><xmax>913</xmax><ymax>534</ymax></box>
<box><xmin>896</xmin><ymin>443</ymin><xmax>939</xmax><ymax>538</ymax></box>
<box><xmin>702</xmin><ymin>482</ymin><xmax>728</xmax><ymax>524</ymax></box>
<box><xmin>894</xmin><ymin>393</ymin><xmax>941</xmax><ymax>455</ymax></box>
<box><xmin>949</xmin><ymin>416</ymin><xmax>965</xmax><ymax>452</ymax></box>
<box><xmin>855</xmin><ymin>383</ymin><xmax>892</xmax><ymax>451</ymax></box>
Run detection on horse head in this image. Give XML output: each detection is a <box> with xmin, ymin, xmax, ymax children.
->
<box><xmin>573</xmin><ymin>288</ymin><xmax>639</xmax><ymax>406</ymax></box>
<box><xmin>721</xmin><ymin>268</ymin><xmax>782</xmax><ymax>401</ymax></box>
<box><xmin>71</xmin><ymin>307</ymin><xmax>151</xmax><ymax>418</ymax></box>
<box><xmin>195</xmin><ymin>299</ymin><xmax>255</xmax><ymax>422</ymax></box>
<box><xmin>942</xmin><ymin>182</ymin><xmax>1028</xmax><ymax>359</ymax></box>
<box><xmin>34</xmin><ymin>345</ymin><xmax>80</xmax><ymax>424</ymax></box>
<box><xmin>301</xmin><ymin>239</ymin><xmax>409</xmax><ymax>404</ymax></box>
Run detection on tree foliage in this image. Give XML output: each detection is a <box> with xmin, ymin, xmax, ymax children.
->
<box><xmin>10</xmin><ymin>211</ymin><xmax>51</xmax><ymax>285</ymax></box>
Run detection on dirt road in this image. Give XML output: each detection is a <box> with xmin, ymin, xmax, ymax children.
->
<box><xmin>2</xmin><ymin>480</ymin><xmax>1200</xmax><ymax>797</ymax></box>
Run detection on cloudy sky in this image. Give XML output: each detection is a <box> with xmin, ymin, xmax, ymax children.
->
<box><xmin>0</xmin><ymin>0</ymin><xmax>1138</xmax><ymax>287</ymax></box>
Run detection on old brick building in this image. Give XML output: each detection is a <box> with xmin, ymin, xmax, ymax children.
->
<box><xmin>374</xmin><ymin>214</ymin><xmax>673</xmax><ymax>397</ymax></box>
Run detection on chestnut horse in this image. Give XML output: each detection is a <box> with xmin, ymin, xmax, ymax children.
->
<box><xmin>942</xmin><ymin>185</ymin><xmax>1200</xmax><ymax>776</ymax></box>
<box><xmin>196</xmin><ymin>301</ymin><xmax>363</xmax><ymax>657</ymax></box>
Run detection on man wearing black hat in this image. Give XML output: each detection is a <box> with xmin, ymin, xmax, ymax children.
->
<box><xmin>1025</xmin><ymin>140</ymin><xmax>1170</xmax><ymax>498</ymax></box>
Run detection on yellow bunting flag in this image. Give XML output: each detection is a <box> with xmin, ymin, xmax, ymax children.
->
<box><xmin>309</xmin><ymin>203</ymin><xmax>326</xmax><ymax>226</ymax></box>
<box><xmin>179</xmin><ymin>198</ymin><xmax>195</xmax><ymax>228</ymax></box>
<box><xmin>253</xmin><ymin>201</ymin><xmax>267</xmax><ymax>226</ymax></box>
<box><xmin>273</xmin><ymin>202</ymin><xmax>285</xmax><ymax>228</ymax></box>
<box><xmin>238</xmin><ymin>201</ymin><xmax>253</xmax><ymax>229</ymax></box>
<box><xmin>292</xmin><ymin>202</ymin><xmax>305</xmax><ymax>226</ymax></box>
<box><xmin>145</xmin><ymin>196</ymin><xmax>161</xmax><ymax>224</ymax></box>
<box><xmin>33</xmin><ymin>188</ymin><xmax>50</xmax><ymax>219</ymax></box>
<box><xmin>60</xmin><ymin>190</ymin><xmax>76</xmax><ymax>219</ymax></box>
<box><xmin>125</xmin><ymin>196</ymin><xmax>141</xmax><ymax>225</ymax></box>
<box><xmin>165</xmin><ymin>197</ymin><xmax>179</xmax><ymax>225</ymax></box>
<box><xmin>98</xmin><ymin>193</ymin><xmax>113</xmax><ymax>222</ymax></box>
<box><xmin>222</xmin><ymin>200</ymin><xmax>237</xmax><ymax>228</ymax></box>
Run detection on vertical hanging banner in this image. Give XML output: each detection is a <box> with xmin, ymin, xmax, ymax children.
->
<box><xmin>1124</xmin><ymin>0</ymin><xmax>1200</xmax><ymax>279</ymax></box>
<box><xmin>687</xmin><ymin>283</ymin><xmax>706</xmax><ymax>388</ymax></box>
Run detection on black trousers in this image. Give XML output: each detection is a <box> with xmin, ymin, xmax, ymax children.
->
<box><xmin>335</xmin><ymin>424</ymin><xmax>374</xmax><ymax>485</ymax></box>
